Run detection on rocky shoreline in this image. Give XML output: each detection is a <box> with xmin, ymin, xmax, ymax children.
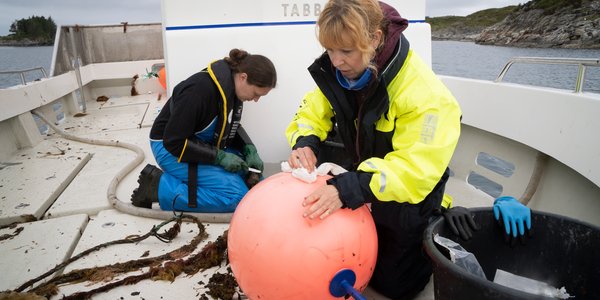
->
<box><xmin>0</xmin><ymin>38</ymin><xmax>53</xmax><ymax>47</ymax></box>
<box><xmin>432</xmin><ymin>1</ymin><xmax>600</xmax><ymax>49</ymax></box>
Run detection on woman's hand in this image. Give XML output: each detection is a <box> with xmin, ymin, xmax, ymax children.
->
<box><xmin>302</xmin><ymin>185</ymin><xmax>343</xmax><ymax>220</ymax></box>
<box><xmin>288</xmin><ymin>147</ymin><xmax>317</xmax><ymax>173</ymax></box>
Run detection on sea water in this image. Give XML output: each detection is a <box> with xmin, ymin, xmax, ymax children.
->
<box><xmin>1</xmin><ymin>42</ymin><xmax>599</xmax><ymax>91</ymax></box>
<box><xmin>0</xmin><ymin>46</ymin><xmax>53</xmax><ymax>89</ymax></box>
<box><xmin>432</xmin><ymin>41</ymin><xmax>600</xmax><ymax>93</ymax></box>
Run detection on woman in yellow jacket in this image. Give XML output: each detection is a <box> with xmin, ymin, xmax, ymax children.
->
<box><xmin>286</xmin><ymin>0</ymin><xmax>462</xmax><ymax>298</ymax></box>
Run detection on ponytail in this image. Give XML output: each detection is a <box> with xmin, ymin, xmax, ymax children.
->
<box><xmin>224</xmin><ymin>48</ymin><xmax>277</xmax><ymax>88</ymax></box>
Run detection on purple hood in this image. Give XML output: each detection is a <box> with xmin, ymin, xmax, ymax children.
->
<box><xmin>375</xmin><ymin>1</ymin><xmax>409</xmax><ymax>71</ymax></box>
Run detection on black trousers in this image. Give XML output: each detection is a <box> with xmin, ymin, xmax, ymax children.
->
<box><xmin>368</xmin><ymin>169</ymin><xmax>449</xmax><ymax>299</ymax></box>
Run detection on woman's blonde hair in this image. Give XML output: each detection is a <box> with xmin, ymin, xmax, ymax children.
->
<box><xmin>317</xmin><ymin>0</ymin><xmax>384</xmax><ymax>69</ymax></box>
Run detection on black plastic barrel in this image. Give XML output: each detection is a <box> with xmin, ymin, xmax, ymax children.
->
<box><xmin>423</xmin><ymin>208</ymin><xmax>600</xmax><ymax>299</ymax></box>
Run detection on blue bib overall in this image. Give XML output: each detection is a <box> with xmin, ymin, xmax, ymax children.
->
<box><xmin>150</xmin><ymin>119</ymin><xmax>248</xmax><ymax>212</ymax></box>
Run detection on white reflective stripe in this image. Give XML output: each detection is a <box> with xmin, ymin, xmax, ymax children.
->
<box><xmin>290</xmin><ymin>130</ymin><xmax>298</xmax><ymax>144</ymax></box>
<box><xmin>298</xmin><ymin>123</ymin><xmax>314</xmax><ymax>130</ymax></box>
<box><xmin>366</xmin><ymin>161</ymin><xmax>386</xmax><ymax>193</ymax></box>
<box><xmin>290</xmin><ymin>123</ymin><xmax>314</xmax><ymax>145</ymax></box>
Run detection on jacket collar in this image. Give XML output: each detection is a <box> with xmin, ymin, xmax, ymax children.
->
<box><xmin>309</xmin><ymin>33</ymin><xmax>409</xmax><ymax>84</ymax></box>
<box><xmin>380</xmin><ymin>34</ymin><xmax>410</xmax><ymax>85</ymax></box>
<box><xmin>207</xmin><ymin>60</ymin><xmax>241</xmax><ymax>148</ymax></box>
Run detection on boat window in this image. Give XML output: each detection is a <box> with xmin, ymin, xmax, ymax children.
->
<box><xmin>467</xmin><ymin>171</ymin><xmax>503</xmax><ymax>198</ymax></box>
<box><xmin>53</xmin><ymin>102</ymin><xmax>65</xmax><ymax>124</ymax></box>
<box><xmin>32</xmin><ymin>113</ymin><xmax>49</xmax><ymax>135</ymax></box>
<box><xmin>476</xmin><ymin>152</ymin><xmax>515</xmax><ymax>178</ymax></box>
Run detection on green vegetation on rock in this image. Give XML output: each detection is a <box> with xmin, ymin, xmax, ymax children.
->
<box><xmin>525</xmin><ymin>0</ymin><xmax>589</xmax><ymax>15</ymax></box>
<box><xmin>426</xmin><ymin>6</ymin><xmax>517</xmax><ymax>32</ymax></box>
<box><xmin>0</xmin><ymin>16</ymin><xmax>56</xmax><ymax>46</ymax></box>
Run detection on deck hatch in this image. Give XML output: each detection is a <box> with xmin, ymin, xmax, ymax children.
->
<box><xmin>467</xmin><ymin>171</ymin><xmax>503</xmax><ymax>198</ymax></box>
<box><xmin>476</xmin><ymin>152</ymin><xmax>515</xmax><ymax>178</ymax></box>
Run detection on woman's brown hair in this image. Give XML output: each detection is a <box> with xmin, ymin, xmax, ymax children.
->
<box><xmin>224</xmin><ymin>48</ymin><xmax>277</xmax><ymax>88</ymax></box>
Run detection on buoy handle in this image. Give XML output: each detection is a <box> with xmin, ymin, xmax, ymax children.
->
<box><xmin>340</xmin><ymin>280</ymin><xmax>366</xmax><ymax>300</ymax></box>
<box><xmin>329</xmin><ymin>269</ymin><xmax>367</xmax><ymax>300</ymax></box>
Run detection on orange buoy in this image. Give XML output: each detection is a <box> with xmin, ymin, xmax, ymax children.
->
<box><xmin>158</xmin><ymin>66</ymin><xmax>167</xmax><ymax>89</ymax></box>
<box><xmin>228</xmin><ymin>172</ymin><xmax>378</xmax><ymax>299</ymax></box>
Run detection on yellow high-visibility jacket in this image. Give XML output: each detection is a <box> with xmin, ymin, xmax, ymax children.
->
<box><xmin>286</xmin><ymin>37</ymin><xmax>460</xmax><ymax>208</ymax></box>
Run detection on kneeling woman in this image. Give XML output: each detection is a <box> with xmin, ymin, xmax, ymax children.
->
<box><xmin>131</xmin><ymin>48</ymin><xmax>277</xmax><ymax>212</ymax></box>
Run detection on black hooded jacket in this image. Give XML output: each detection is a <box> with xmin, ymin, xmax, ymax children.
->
<box><xmin>150</xmin><ymin>60</ymin><xmax>252</xmax><ymax>163</ymax></box>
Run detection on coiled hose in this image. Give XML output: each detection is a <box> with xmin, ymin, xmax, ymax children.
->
<box><xmin>32</xmin><ymin>110</ymin><xmax>232</xmax><ymax>223</ymax></box>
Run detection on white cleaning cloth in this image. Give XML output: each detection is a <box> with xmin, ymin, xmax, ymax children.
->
<box><xmin>280</xmin><ymin>162</ymin><xmax>347</xmax><ymax>183</ymax></box>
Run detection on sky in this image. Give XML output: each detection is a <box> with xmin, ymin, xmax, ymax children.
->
<box><xmin>0</xmin><ymin>0</ymin><xmax>525</xmax><ymax>36</ymax></box>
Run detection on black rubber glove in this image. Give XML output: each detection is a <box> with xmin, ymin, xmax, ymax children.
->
<box><xmin>215</xmin><ymin>150</ymin><xmax>248</xmax><ymax>173</ymax></box>
<box><xmin>443</xmin><ymin>206</ymin><xmax>480</xmax><ymax>240</ymax></box>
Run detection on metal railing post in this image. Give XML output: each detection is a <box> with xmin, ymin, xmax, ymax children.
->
<box><xmin>0</xmin><ymin>67</ymin><xmax>48</xmax><ymax>86</ymax></box>
<box><xmin>575</xmin><ymin>64</ymin><xmax>586</xmax><ymax>93</ymax></box>
<box><xmin>69</xmin><ymin>26</ymin><xmax>87</xmax><ymax>113</ymax></box>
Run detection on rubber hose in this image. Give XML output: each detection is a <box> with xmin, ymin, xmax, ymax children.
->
<box><xmin>32</xmin><ymin>110</ymin><xmax>232</xmax><ymax>223</ymax></box>
<box><xmin>520</xmin><ymin>151</ymin><xmax>549</xmax><ymax>206</ymax></box>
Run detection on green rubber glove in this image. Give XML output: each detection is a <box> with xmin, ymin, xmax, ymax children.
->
<box><xmin>243</xmin><ymin>144</ymin><xmax>264</xmax><ymax>172</ymax></box>
<box><xmin>215</xmin><ymin>150</ymin><xmax>248</xmax><ymax>173</ymax></box>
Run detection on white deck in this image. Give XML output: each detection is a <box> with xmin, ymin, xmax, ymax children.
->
<box><xmin>0</xmin><ymin>214</ymin><xmax>88</xmax><ymax>291</ymax></box>
<box><xmin>0</xmin><ymin>145</ymin><xmax>90</xmax><ymax>226</ymax></box>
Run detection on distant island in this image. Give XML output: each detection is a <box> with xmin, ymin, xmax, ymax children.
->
<box><xmin>0</xmin><ymin>16</ymin><xmax>56</xmax><ymax>46</ymax></box>
<box><xmin>427</xmin><ymin>0</ymin><xmax>600</xmax><ymax>49</ymax></box>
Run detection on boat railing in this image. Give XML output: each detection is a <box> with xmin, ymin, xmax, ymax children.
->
<box><xmin>495</xmin><ymin>57</ymin><xmax>600</xmax><ymax>93</ymax></box>
<box><xmin>0</xmin><ymin>67</ymin><xmax>48</xmax><ymax>86</ymax></box>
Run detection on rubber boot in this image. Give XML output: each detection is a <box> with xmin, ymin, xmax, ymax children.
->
<box><xmin>131</xmin><ymin>164</ymin><xmax>163</xmax><ymax>208</ymax></box>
